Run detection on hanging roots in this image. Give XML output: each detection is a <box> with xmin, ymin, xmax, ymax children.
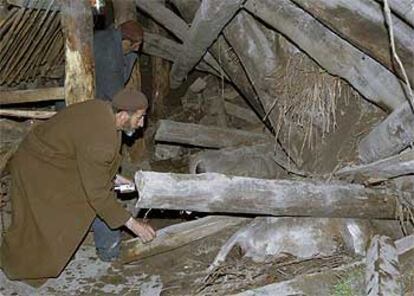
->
<box><xmin>395</xmin><ymin>191</ymin><xmax>414</xmax><ymax>235</ymax></box>
<box><xmin>272</xmin><ymin>51</ymin><xmax>359</xmax><ymax>155</ymax></box>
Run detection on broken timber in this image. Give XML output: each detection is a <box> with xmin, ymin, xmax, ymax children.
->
<box><xmin>336</xmin><ymin>149</ymin><xmax>414</xmax><ymax>183</ymax></box>
<box><xmin>245</xmin><ymin>0</ymin><xmax>407</xmax><ymax>111</ymax></box>
<box><xmin>135</xmin><ymin>171</ymin><xmax>397</xmax><ymax>219</ymax></box>
<box><xmin>169</xmin><ymin>0</ymin><xmax>244</xmax><ymax>88</ymax></box>
<box><xmin>59</xmin><ymin>0</ymin><xmax>95</xmax><ymax>105</ymax></box>
<box><xmin>0</xmin><ymin>87</ymin><xmax>64</xmax><ymax>105</ymax></box>
<box><xmin>154</xmin><ymin>120</ymin><xmax>271</xmax><ymax>149</ymax></box>
<box><xmin>120</xmin><ymin>216</ymin><xmax>249</xmax><ymax>264</ymax></box>
<box><xmin>358</xmin><ymin>102</ymin><xmax>414</xmax><ymax>163</ymax></box>
<box><xmin>291</xmin><ymin>0</ymin><xmax>414</xmax><ymax>85</ymax></box>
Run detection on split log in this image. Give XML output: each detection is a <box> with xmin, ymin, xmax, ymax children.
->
<box><xmin>232</xmin><ymin>235</ymin><xmax>414</xmax><ymax>296</ymax></box>
<box><xmin>189</xmin><ymin>143</ymin><xmax>289</xmax><ymax>178</ymax></box>
<box><xmin>0</xmin><ymin>87</ymin><xmax>64</xmax><ymax>105</ymax></box>
<box><xmin>169</xmin><ymin>0</ymin><xmax>244</xmax><ymax>88</ymax></box>
<box><xmin>336</xmin><ymin>149</ymin><xmax>414</xmax><ymax>183</ymax></box>
<box><xmin>376</xmin><ymin>0</ymin><xmax>414</xmax><ymax>28</ymax></box>
<box><xmin>135</xmin><ymin>0</ymin><xmax>226</xmax><ymax>79</ymax></box>
<box><xmin>0</xmin><ymin>109</ymin><xmax>56</xmax><ymax>119</ymax></box>
<box><xmin>135</xmin><ymin>171</ymin><xmax>397</xmax><ymax>219</ymax></box>
<box><xmin>245</xmin><ymin>0</ymin><xmax>407</xmax><ymax>111</ymax></box>
<box><xmin>291</xmin><ymin>0</ymin><xmax>414</xmax><ymax>85</ymax></box>
<box><xmin>59</xmin><ymin>0</ymin><xmax>95</xmax><ymax>105</ymax></box>
<box><xmin>358</xmin><ymin>102</ymin><xmax>414</xmax><ymax>163</ymax></box>
<box><xmin>154</xmin><ymin>120</ymin><xmax>271</xmax><ymax>149</ymax></box>
<box><xmin>120</xmin><ymin>216</ymin><xmax>249</xmax><ymax>263</ymax></box>
<box><xmin>365</xmin><ymin>235</ymin><xmax>402</xmax><ymax>296</ymax></box>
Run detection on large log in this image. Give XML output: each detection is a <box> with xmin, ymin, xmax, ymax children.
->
<box><xmin>0</xmin><ymin>109</ymin><xmax>56</xmax><ymax>119</ymax></box>
<box><xmin>291</xmin><ymin>0</ymin><xmax>414</xmax><ymax>85</ymax></box>
<box><xmin>245</xmin><ymin>0</ymin><xmax>407</xmax><ymax>111</ymax></box>
<box><xmin>0</xmin><ymin>87</ymin><xmax>64</xmax><ymax>105</ymax></box>
<box><xmin>232</xmin><ymin>235</ymin><xmax>414</xmax><ymax>296</ymax></box>
<box><xmin>358</xmin><ymin>102</ymin><xmax>414</xmax><ymax>163</ymax></box>
<box><xmin>223</xmin><ymin>11</ymin><xmax>281</xmax><ymax>129</ymax></box>
<box><xmin>135</xmin><ymin>171</ymin><xmax>397</xmax><ymax>219</ymax></box>
<box><xmin>336</xmin><ymin>149</ymin><xmax>414</xmax><ymax>183</ymax></box>
<box><xmin>59</xmin><ymin>0</ymin><xmax>95</xmax><ymax>106</ymax></box>
<box><xmin>120</xmin><ymin>216</ymin><xmax>249</xmax><ymax>263</ymax></box>
<box><xmin>169</xmin><ymin>0</ymin><xmax>244</xmax><ymax>88</ymax></box>
<box><xmin>376</xmin><ymin>0</ymin><xmax>414</xmax><ymax>28</ymax></box>
<box><xmin>154</xmin><ymin>120</ymin><xmax>271</xmax><ymax>149</ymax></box>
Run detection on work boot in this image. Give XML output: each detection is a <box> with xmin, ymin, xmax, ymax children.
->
<box><xmin>91</xmin><ymin>217</ymin><xmax>121</xmax><ymax>262</ymax></box>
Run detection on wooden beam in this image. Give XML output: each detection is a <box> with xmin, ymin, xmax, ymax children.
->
<box><xmin>154</xmin><ymin>120</ymin><xmax>271</xmax><ymax>149</ymax></box>
<box><xmin>7</xmin><ymin>0</ymin><xmax>60</xmax><ymax>11</ymax></box>
<box><xmin>224</xmin><ymin>101</ymin><xmax>261</xmax><ymax>124</ymax></box>
<box><xmin>336</xmin><ymin>149</ymin><xmax>414</xmax><ymax>183</ymax></box>
<box><xmin>120</xmin><ymin>216</ymin><xmax>249</xmax><ymax>263</ymax></box>
<box><xmin>244</xmin><ymin>0</ymin><xmax>407</xmax><ymax>111</ymax></box>
<box><xmin>358</xmin><ymin>102</ymin><xmax>414</xmax><ymax>163</ymax></box>
<box><xmin>169</xmin><ymin>0</ymin><xmax>244</xmax><ymax>88</ymax></box>
<box><xmin>135</xmin><ymin>171</ymin><xmax>397</xmax><ymax>219</ymax></box>
<box><xmin>291</xmin><ymin>0</ymin><xmax>414</xmax><ymax>86</ymax></box>
<box><xmin>59</xmin><ymin>0</ymin><xmax>95</xmax><ymax>106</ymax></box>
<box><xmin>0</xmin><ymin>109</ymin><xmax>56</xmax><ymax>119</ymax></box>
<box><xmin>0</xmin><ymin>87</ymin><xmax>64</xmax><ymax>105</ymax></box>
<box><xmin>375</xmin><ymin>0</ymin><xmax>414</xmax><ymax>28</ymax></box>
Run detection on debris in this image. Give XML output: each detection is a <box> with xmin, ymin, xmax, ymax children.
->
<box><xmin>189</xmin><ymin>77</ymin><xmax>207</xmax><ymax>93</ymax></box>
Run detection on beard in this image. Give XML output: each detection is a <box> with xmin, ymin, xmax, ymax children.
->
<box><xmin>122</xmin><ymin>120</ymin><xmax>136</xmax><ymax>137</ymax></box>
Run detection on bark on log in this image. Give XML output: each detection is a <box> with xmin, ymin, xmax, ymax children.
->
<box><xmin>0</xmin><ymin>87</ymin><xmax>64</xmax><ymax>105</ymax></box>
<box><xmin>291</xmin><ymin>0</ymin><xmax>414</xmax><ymax>86</ymax></box>
<box><xmin>0</xmin><ymin>109</ymin><xmax>56</xmax><ymax>119</ymax></box>
<box><xmin>245</xmin><ymin>0</ymin><xmax>407</xmax><ymax>111</ymax></box>
<box><xmin>154</xmin><ymin>120</ymin><xmax>271</xmax><ymax>149</ymax></box>
<box><xmin>375</xmin><ymin>0</ymin><xmax>414</xmax><ymax>28</ymax></box>
<box><xmin>358</xmin><ymin>102</ymin><xmax>414</xmax><ymax>163</ymax></box>
<box><xmin>232</xmin><ymin>235</ymin><xmax>414</xmax><ymax>296</ymax></box>
<box><xmin>59</xmin><ymin>0</ymin><xmax>95</xmax><ymax>106</ymax></box>
<box><xmin>336</xmin><ymin>149</ymin><xmax>414</xmax><ymax>183</ymax></box>
<box><xmin>120</xmin><ymin>216</ymin><xmax>249</xmax><ymax>263</ymax></box>
<box><xmin>135</xmin><ymin>171</ymin><xmax>397</xmax><ymax>219</ymax></box>
<box><xmin>135</xmin><ymin>0</ymin><xmax>226</xmax><ymax>79</ymax></box>
<box><xmin>169</xmin><ymin>0</ymin><xmax>244</xmax><ymax>88</ymax></box>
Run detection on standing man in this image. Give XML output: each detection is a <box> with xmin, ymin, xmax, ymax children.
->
<box><xmin>0</xmin><ymin>88</ymin><xmax>155</xmax><ymax>284</ymax></box>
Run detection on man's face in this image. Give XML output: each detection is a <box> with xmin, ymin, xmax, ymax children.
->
<box><xmin>121</xmin><ymin>109</ymin><xmax>146</xmax><ymax>136</ymax></box>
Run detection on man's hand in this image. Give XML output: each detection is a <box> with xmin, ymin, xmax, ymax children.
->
<box><xmin>125</xmin><ymin>217</ymin><xmax>156</xmax><ymax>243</ymax></box>
<box><xmin>114</xmin><ymin>174</ymin><xmax>133</xmax><ymax>186</ymax></box>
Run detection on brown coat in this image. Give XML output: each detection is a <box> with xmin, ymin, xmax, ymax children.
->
<box><xmin>0</xmin><ymin>100</ymin><xmax>131</xmax><ymax>280</ymax></box>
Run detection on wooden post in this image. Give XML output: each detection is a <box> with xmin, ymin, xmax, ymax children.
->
<box><xmin>59</xmin><ymin>0</ymin><xmax>95</xmax><ymax>106</ymax></box>
<box><xmin>135</xmin><ymin>171</ymin><xmax>398</xmax><ymax>219</ymax></box>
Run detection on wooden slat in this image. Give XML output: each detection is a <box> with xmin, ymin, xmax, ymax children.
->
<box><xmin>0</xmin><ymin>87</ymin><xmax>64</xmax><ymax>105</ymax></box>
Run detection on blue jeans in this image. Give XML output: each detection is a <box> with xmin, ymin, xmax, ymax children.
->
<box><xmin>92</xmin><ymin>217</ymin><xmax>121</xmax><ymax>262</ymax></box>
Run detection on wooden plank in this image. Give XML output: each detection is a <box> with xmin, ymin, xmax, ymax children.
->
<box><xmin>336</xmin><ymin>149</ymin><xmax>414</xmax><ymax>183</ymax></box>
<box><xmin>154</xmin><ymin>120</ymin><xmax>271</xmax><ymax>148</ymax></box>
<box><xmin>135</xmin><ymin>171</ymin><xmax>397</xmax><ymax>219</ymax></box>
<box><xmin>0</xmin><ymin>109</ymin><xmax>56</xmax><ymax>118</ymax></box>
<box><xmin>244</xmin><ymin>0</ymin><xmax>407</xmax><ymax>111</ymax></box>
<box><xmin>7</xmin><ymin>0</ymin><xmax>60</xmax><ymax>11</ymax></box>
<box><xmin>59</xmin><ymin>0</ymin><xmax>95</xmax><ymax>105</ymax></box>
<box><xmin>0</xmin><ymin>87</ymin><xmax>64</xmax><ymax>105</ymax></box>
<box><xmin>224</xmin><ymin>101</ymin><xmax>261</xmax><ymax>124</ymax></box>
<box><xmin>291</xmin><ymin>0</ymin><xmax>414</xmax><ymax>85</ymax></box>
<box><xmin>376</xmin><ymin>0</ymin><xmax>414</xmax><ymax>28</ymax></box>
<box><xmin>169</xmin><ymin>0</ymin><xmax>244</xmax><ymax>88</ymax></box>
<box><xmin>120</xmin><ymin>216</ymin><xmax>249</xmax><ymax>263</ymax></box>
<box><xmin>358</xmin><ymin>102</ymin><xmax>414</xmax><ymax>163</ymax></box>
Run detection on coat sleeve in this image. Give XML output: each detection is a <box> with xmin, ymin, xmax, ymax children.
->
<box><xmin>112</xmin><ymin>0</ymin><xmax>137</xmax><ymax>26</ymax></box>
<box><xmin>77</xmin><ymin>140</ymin><xmax>131</xmax><ymax>229</ymax></box>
